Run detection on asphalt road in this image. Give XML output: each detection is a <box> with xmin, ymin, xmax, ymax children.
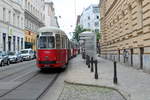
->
<box><xmin>0</xmin><ymin>60</ymin><xmax>64</xmax><ymax>100</ymax></box>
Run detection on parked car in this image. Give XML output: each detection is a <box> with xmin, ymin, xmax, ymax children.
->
<box><xmin>20</xmin><ymin>49</ymin><xmax>34</xmax><ymax>61</ymax></box>
<box><xmin>0</xmin><ymin>51</ymin><xmax>10</xmax><ymax>66</ymax></box>
<box><xmin>16</xmin><ymin>52</ymin><xmax>24</xmax><ymax>62</ymax></box>
<box><xmin>8</xmin><ymin>52</ymin><xmax>23</xmax><ymax>63</ymax></box>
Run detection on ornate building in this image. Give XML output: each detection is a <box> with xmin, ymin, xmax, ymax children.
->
<box><xmin>0</xmin><ymin>0</ymin><xmax>24</xmax><ymax>52</ymax></box>
<box><xmin>24</xmin><ymin>0</ymin><xmax>45</xmax><ymax>51</ymax></box>
<box><xmin>100</xmin><ymin>0</ymin><xmax>150</xmax><ymax>73</ymax></box>
<box><xmin>80</xmin><ymin>4</ymin><xmax>100</xmax><ymax>32</ymax></box>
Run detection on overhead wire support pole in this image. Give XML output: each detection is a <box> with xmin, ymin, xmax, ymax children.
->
<box><xmin>74</xmin><ymin>0</ymin><xmax>77</xmax><ymax>20</ymax></box>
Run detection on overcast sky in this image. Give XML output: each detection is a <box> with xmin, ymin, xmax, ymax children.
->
<box><xmin>51</xmin><ymin>0</ymin><xmax>99</xmax><ymax>38</ymax></box>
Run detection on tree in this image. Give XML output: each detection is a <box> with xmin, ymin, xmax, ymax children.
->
<box><xmin>73</xmin><ymin>25</ymin><xmax>88</xmax><ymax>41</ymax></box>
<box><xmin>96</xmin><ymin>32</ymin><xmax>101</xmax><ymax>41</ymax></box>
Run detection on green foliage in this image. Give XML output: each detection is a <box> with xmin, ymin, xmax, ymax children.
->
<box><xmin>73</xmin><ymin>25</ymin><xmax>89</xmax><ymax>41</ymax></box>
<box><xmin>96</xmin><ymin>32</ymin><xmax>101</xmax><ymax>41</ymax></box>
<box><xmin>73</xmin><ymin>25</ymin><xmax>101</xmax><ymax>42</ymax></box>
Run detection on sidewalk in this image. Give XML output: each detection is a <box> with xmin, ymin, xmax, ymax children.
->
<box><xmin>64</xmin><ymin>54</ymin><xmax>150</xmax><ymax>100</ymax></box>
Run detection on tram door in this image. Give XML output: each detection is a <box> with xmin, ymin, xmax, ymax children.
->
<box><xmin>55</xmin><ymin>34</ymin><xmax>60</xmax><ymax>49</ymax></box>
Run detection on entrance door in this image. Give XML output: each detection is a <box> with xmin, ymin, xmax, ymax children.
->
<box><xmin>140</xmin><ymin>47</ymin><xmax>144</xmax><ymax>69</ymax></box>
<box><xmin>8</xmin><ymin>36</ymin><xmax>11</xmax><ymax>51</ymax></box>
<box><xmin>130</xmin><ymin>49</ymin><xmax>133</xmax><ymax>66</ymax></box>
<box><xmin>118</xmin><ymin>50</ymin><xmax>120</xmax><ymax>62</ymax></box>
<box><xmin>3</xmin><ymin>33</ymin><xmax>6</xmax><ymax>51</ymax></box>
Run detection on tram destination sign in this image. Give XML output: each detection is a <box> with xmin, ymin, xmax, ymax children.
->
<box><xmin>42</xmin><ymin>32</ymin><xmax>53</xmax><ymax>36</ymax></box>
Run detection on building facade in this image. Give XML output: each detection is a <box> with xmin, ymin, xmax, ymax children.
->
<box><xmin>80</xmin><ymin>4</ymin><xmax>100</xmax><ymax>32</ymax></box>
<box><xmin>44</xmin><ymin>1</ymin><xmax>59</xmax><ymax>27</ymax></box>
<box><xmin>0</xmin><ymin>0</ymin><xmax>24</xmax><ymax>52</ymax></box>
<box><xmin>24</xmin><ymin>0</ymin><xmax>45</xmax><ymax>51</ymax></box>
<box><xmin>100</xmin><ymin>0</ymin><xmax>150</xmax><ymax>73</ymax></box>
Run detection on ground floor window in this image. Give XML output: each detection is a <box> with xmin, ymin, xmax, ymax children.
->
<box><xmin>13</xmin><ymin>36</ymin><xmax>16</xmax><ymax>51</ymax></box>
<box><xmin>21</xmin><ymin>38</ymin><xmax>23</xmax><ymax>49</ymax></box>
<box><xmin>17</xmin><ymin>37</ymin><xmax>20</xmax><ymax>51</ymax></box>
<box><xmin>8</xmin><ymin>36</ymin><xmax>11</xmax><ymax>51</ymax></box>
<box><xmin>3</xmin><ymin>33</ymin><xmax>6</xmax><ymax>51</ymax></box>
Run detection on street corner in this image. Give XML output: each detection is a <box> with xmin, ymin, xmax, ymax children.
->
<box><xmin>58</xmin><ymin>82</ymin><xmax>127</xmax><ymax>100</ymax></box>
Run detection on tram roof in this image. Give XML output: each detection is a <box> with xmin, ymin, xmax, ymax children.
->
<box><xmin>38</xmin><ymin>26</ymin><xmax>65</xmax><ymax>35</ymax></box>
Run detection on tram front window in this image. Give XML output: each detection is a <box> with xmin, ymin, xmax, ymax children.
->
<box><xmin>38</xmin><ymin>36</ymin><xmax>55</xmax><ymax>49</ymax></box>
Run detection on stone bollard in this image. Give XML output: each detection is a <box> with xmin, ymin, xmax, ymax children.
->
<box><xmin>94</xmin><ymin>60</ymin><xmax>98</xmax><ymax>79</ymax></box>
<box><xmin>91</xmin><ymin>57</ymin><xmax>94</xmax><ymax>72</ymax></box>
<box><xmin>113</xmin><ymin>61</ymin><xmax>118</xmax><ymax>84</ymax></box>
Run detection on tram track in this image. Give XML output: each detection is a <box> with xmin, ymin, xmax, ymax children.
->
<box><xmin>0</xmin><ymin>59</ymin><xmax>61</xmax><ymax>100</ymax></box>
<box><xmin>0</xmin><ymin>71</ymin><xmax>60</xmax><ymax>100</ymax></box>
<box><xmin>0</xmin><ymin>61</ymin><xmax>36</xmax><ymax>81</ymax></box>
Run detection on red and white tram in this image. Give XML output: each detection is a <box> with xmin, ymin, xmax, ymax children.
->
<box><xmin>36</xmin><ymin>26</ymin><xmax>69</xmax><ymax>69</ymax></box>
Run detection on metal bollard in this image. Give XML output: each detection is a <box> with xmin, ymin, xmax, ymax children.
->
<box><xmin>113</xmin><ymin>61</ymin><xmax>118</xmax><ymax>84</ymax></box>
<box><xmin>88</xmin><ymin>56</ymin><xmax>90</xmax><ymax>68</ymax></box>
<box><xmin>94</xmin><ymin>60</ymin><xmax>98</xmax><ymax>79</ymax></box>
<box><xmin>91</xmin><ymin>57</ymin><xmax>94</xmax><ymax>72</ymax></box>
<box><xmin>86</xmin><ymin>55</ymin><xmax>88</xmax><ymax>65</ymax></box>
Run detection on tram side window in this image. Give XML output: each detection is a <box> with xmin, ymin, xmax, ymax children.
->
<box><xmin>47</xmin><ymin>36</ymin><xmax>55</xmax><ymax>48</ymax></box>
<box><xmin>62</xmin><ymin>36</ymin><xmax>66</xmax><ymax>48</ymax></box>
<box><xmin>62</xmin><ymin>37</ymin><xmax>64</xmax><ymax>48</ymax></box>
<box><xmin>56</xmin><ymin>34</ymin><xmax>61</xmax><ymax>49</ymax></box>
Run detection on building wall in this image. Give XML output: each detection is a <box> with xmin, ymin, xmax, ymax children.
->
<box><xmin>100</xmin><ymin>0</ymin><xmax>150</xmax><ymax>73</ymax></box>
<box><xmin>0</xmin><ymin>0</ymin><xmax>24</xmax><ymax>52</ymax></box>
<box><xmin>24</xmin><ymin>0</ymin><xmax>45</xmax><ymax>51</ymax></box>
<box><xmin>44</xmin><ymin>1</ymin><xmax>59</xmax><ymax>27</ymax></box>
<box><xmin>24</xmin><ymin>30</ymin><xmax>36</xmax><ymax>51</ymax></box>
<box><xmin>80</xmin><ymin>4</ymin><xmax>100</xmax><ymax>32</ymax></box>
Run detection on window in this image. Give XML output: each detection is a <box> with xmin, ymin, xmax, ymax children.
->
<box><xmin>8</xmin><ymin>36</ymin><xmax>12</xmax><ymax>51</ymax></box>
<box><xmin>38</xmin><ymin>36</ymin><xmax>55</xmax><ymax>49</ymax></box>
<box><xmin>21</xmin><ymin>17</ymin><xmax>23</xmax><ymax>28</ymax></box>
<box><xmin>31</xmin><ymin>5</ymin><xmax>32</xmax><ymax>13</ymax></box>
<box><xmin>95</xmin><ymin>22</ymin><xmax>99</xmax><ymax>27</ymax></box>
<box><xmin>28</xmin><ymin>2</ymin><xmax>30</xmax><ymax>11</ymax></box>
<box><xmin>25</xmin><ymin>0</ymin><xmax>27</xmax><ymax>8</ymax></box>
<box><xmin>88</xmin><ymin>23</ymin><xmax>90</xmax><ymax>27</ymax></box>
<box><xmin>96</xmin><ymin>16</ymin><xmax>99</xmax><ymax>19</ymax></box>
<box><xmin>17</xmin><ymin>37</ymin><xmax>20</xmax><ymax>51</ymax></box>
<box><xmin>93</xmin><ymin>7</ymin><xmax>99</xmax><ymax>13</ymax></box>
<box><xmin>13</xmin><ymin>36</ymin><xmax>16</xmax><ymax>51</ymax></box>
<box><xmin>17</xmin><ymin>16</ymin><xmax>20</xmax><ymax>27</ymax></box>
<box><xmin>8</xmin><ymin>11</ymin><xmax>11</xmax><ymax>23</ymax></box>
<box><xmin>88</xmin><ymin>16</ymin><xmax>90</xmax><ymax>20</ymax></box>
<box><xmin>56</xmin><ymin>34</ymin><xmax>60</xmax><ymax>49</ymax></box>
<box><xmin>13</xmin><ymin>13</ymin><xmax>15</xmax><ymax>25</ymax></box>
<box><xmin>3</xmin><ymin>8</ymin><xmax>6</xmax><ymax>21</ymax></box>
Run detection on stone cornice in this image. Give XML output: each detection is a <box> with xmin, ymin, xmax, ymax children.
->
<box><xmin>0</xmin><ymin>19</ymin><xmax>24</xmax><ymax>31</ymax></box>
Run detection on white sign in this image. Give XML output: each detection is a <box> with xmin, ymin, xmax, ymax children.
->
<box><xmin>80</xmin><ymin>31</ymin><xmax>97</xmax><ymax>60</ymax></box>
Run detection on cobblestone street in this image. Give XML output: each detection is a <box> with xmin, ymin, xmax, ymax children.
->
<box><xmin>58</xmin><ymin>83</ymin><xmax>124</xmax><ymax>100</ymax></box>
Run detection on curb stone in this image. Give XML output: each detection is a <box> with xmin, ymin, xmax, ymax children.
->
<box><xmin>64</xmin><ymin>80</ymin><xmax>131</xmax><ymax>100</ymax></box>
